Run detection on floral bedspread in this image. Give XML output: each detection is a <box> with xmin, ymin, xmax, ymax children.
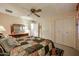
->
<box><xmin>10</xmin><ymin>38</ymin><xmax>55</xmax><ymax>56</ymax></box>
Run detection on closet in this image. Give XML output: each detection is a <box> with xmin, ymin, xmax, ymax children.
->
<box><xmin>55</xmin><ymin>18</ymin><xmax>76</xmax><ymax>48</ymax></box>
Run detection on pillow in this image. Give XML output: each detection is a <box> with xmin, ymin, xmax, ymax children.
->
<box><xmin>16</xmin><ymin>36</ymin><xmax>29</xmax><ymax>42</ymax></box>
<box><xmin>0</xmin><ymin>37</ymin><xmax>20</xmax><ymax>52</ymax></box>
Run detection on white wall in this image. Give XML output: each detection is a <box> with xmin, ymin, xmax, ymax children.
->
<box><xmin>35</xmin><ymin>17</ymin><xmax>52</xmax><ymax>40</ymax></box>
<box><xmin>77</xmin><ymin>11</ymin><xmax>79</xmax><ymax>51</ymax></box>
<box><xmin>0</xmin><ymin>12</ymin><xmax>29</xmax><ymax>36</ymax></box>
<box><xmin>0</xmin><ymin>12</ymin><xmax>52</xmax><ymax>40</ymax></box>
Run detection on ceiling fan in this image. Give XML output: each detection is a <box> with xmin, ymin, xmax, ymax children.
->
<box><xmin>30</xmin><ymin>8</ymin><xmax>42</xmax><ymax>17</ymax></box>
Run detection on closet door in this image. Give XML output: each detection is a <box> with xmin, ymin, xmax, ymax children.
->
<box><xmin>55</xmin><ymin>19</ymin><xmax>64</xmax><ymax>44</ymax></box>
<box><xmin>55</xmin><ymin>19</ymin><xmax>75</xmax><ymax>48</ymax></box>
<box><xmin>63</xmin><ymin>19</ymin><xmax>75</xmax><ymax>48</ymax></box>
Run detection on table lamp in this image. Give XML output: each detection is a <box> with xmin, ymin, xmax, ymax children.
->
<box><xmin>0</xmin><ymin>25</ymin><xmax>6</xmax><ymax>38</ymax></box>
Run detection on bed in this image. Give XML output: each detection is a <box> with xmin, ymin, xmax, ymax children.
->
<box><xmin>0</xmin><ymin>36</ymin><xmax>56</xmax><ymax>56</ymax></box>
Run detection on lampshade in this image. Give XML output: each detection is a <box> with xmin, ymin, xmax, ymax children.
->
<box><xmin>0</xmin><ymin>26</ymin><xmax>6</xmax><ymax>33</ymax></box>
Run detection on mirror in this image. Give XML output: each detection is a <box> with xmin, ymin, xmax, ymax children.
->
<box><xmin>11</xmin><ymin>24</ymin><xmax>29</xmax><ymax>34</ymax></box>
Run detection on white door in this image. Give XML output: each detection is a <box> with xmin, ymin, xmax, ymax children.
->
<box><xmin>55</xmin><ymin>19</ymin><xmax>75</xmax><ymax>48</ymax></box>
<box><xmin>55</xmin><ymin>19</ymin><xmax>64</xmax><ymax>44</ymax></box>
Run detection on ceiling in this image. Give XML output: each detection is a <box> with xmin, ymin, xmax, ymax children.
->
<box><xmin>0</xmin><ymin>3</ymin><xmax>77</xmax><ymax>19</ymax></box>
<box><xmin>12</xmin><ymin>3</ymin><xmax>77</xmax><ymax>16</ymax></box>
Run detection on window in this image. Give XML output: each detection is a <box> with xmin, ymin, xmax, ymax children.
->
<box><xmin>30</xmin><ymin>22</ymin><xmax>39</xmax><ymax>37</ymax></box>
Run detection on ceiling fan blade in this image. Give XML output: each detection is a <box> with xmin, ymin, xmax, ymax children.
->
<box><xmin>34</xmin><ymin>13</ymin><xmax>40</xmax><ymax>17</ymax></box>
<box><xmin>36</xmin><ymin>9</ymin><xmax>42</xmax><ymax>12</ymax></box>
